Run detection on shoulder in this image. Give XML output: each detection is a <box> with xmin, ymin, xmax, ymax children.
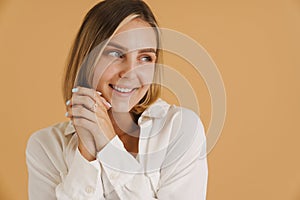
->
<box><xmin>26</xmin><ymin>121</ymin><xmax>77</xmax><ymax>175</ymax></box>
<box><xmin>169</xmin><ymin>104</ymin><xmax>202</xmax><ymax>124</ymax></box>
<box><xmin>26</xmin><ymin>121</ymin><xmax>74</xmax><ymax>159</ymax></box>
<box><xmin>27</xmin><ymin>121</ymin><xmax>70</xmax><ymax>146</ymax></box>
<box><xmin>144</xmin><ymin>98</ymin><xmax>202</xmax><ymax>122</ymax></box>
<box><xmin>167</xmin><ymin>104</ymin><xmax>205</xmax><ymax>142</ymax></box>
<box><xmin>148</xmin><ymin>98</ymin><xmax>206</xmax><ymax>144</ymax></box>
<box><xmin>152</xmin><ymin>100</ymin><xmax>206</xmax><ymax>167</ymax></box>
<box><xmin>155</xmin><ymin>99</ymin><xmax>205</xmax><ymax>134</ymax></box>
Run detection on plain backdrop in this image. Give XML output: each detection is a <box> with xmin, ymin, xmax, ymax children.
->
<box><xmin>0</xmin><ymin>0</ymin><xmax>300</xmax><ymax>199</ymax></box>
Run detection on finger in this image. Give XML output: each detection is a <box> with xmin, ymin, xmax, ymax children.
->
<box><xmin>65</xmin><ymin>99</ymin><xmax>72</xmax><ymax>117</ymax></box>
<box><xmin>70</xmin><ymin>95</ymin><xmax>96</xmax><ymax>111</ymax></box>
<box><xmin>65</xmin><ymin>97</ymin><xmax>110</xmax><ymax>120</ymax></box>
<box><xmin>72</xmin><ymin>116</ymin><xmax>108</xmax><ymax>143</ymax></box>
<box><xmin>98</xmin><ymin>96</ymin><xmax>112</xmax><ymax>110</ymax></box>
<box><xmin>68</xmin><ymin>105</ymin><xmax>98</xmax><ymax>122</ymax></box>
<box><xmin>72</xmin><ymin>117</ymin><xmax>98</xmax><ymax>151</ymax></box>
<box><xmin>65</xmin><ymin>97</ymin><xmax>95</xmax><ymax>118</ymax></box>
<box><xmin>72</xmin><ymin>87</ymin><xmax>110</xmax><ymax>110</ymax></box>
<box><xmin>72</xmin><ymin>86</ymin><xmax>99</xmax><ymax>101</ymax></box>
<box><xmin>73</xmin><ymin>117</ymin><xmax>110</xmax><ymax>151</ymax></box>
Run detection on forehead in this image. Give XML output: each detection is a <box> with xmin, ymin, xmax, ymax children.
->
<box><xmin>109</xmin><ymin>18</ymin><xmax>157</xmax><ymax>51</ymax></box>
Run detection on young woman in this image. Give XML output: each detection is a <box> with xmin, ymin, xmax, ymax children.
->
<box><xmin>26</xmin><ymin>0</ymin><xmax>208</xmax><ymax>199</ymax></box>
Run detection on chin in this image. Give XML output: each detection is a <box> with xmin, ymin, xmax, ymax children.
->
<box><xmin>110</xmin><ymin>98</ymin><xmax>135</xmax><ymax>113</ymax></box>
<box><xmin>111</xmin><ymin>104</ymin><xmax>132</xmax><ymax>113</ymax></box>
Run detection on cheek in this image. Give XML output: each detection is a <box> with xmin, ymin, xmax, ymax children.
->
<box><xmin>136</xmin><ymin>85</ymin><xmax>150</xmax><ymax>101</ymax></box>
<box><xmin>93</xmin><ymin>62</ymin><xmax>118</xmax><ymax>88</ymax></box>
<box><xmin>129</xmin><ymin>85</ymin><xmax>149</xmax><ymax>107</ymax></box>
<box><xmin>136</xmin><ymin>64</ymin><xmax>155</xmax><ymax>85</ymax></box>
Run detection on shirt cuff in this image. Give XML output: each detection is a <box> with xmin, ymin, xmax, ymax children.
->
<box><xmin>97</xmin><ymin>135</ymin><xmax>143</xmax><ymax>187</ymax></box>
<box><xmin>61</xmin><ymin>147</ymin><xmax>101</xmax><ymax>199</ymax></box>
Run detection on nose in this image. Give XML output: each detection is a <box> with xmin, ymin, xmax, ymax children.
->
<box><xmin>118</xmin><ymin>52</ymin><xmax>138</xmax><ymax>79</ymax></box>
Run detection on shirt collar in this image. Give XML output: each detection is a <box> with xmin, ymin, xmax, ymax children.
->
<box><xmin>140</xmin><ymin>98</ymin><xmax>170</xmax><ymax>119</ymax></box>
<box><xmin>64</xmin><ymin>98</ymin><xmax>170</xmax><ymax>136</ymax></box>
<box><xmin>64</xmin><ymin>120</ymin><xmax>76</xmax><ymax>136</ymax></box>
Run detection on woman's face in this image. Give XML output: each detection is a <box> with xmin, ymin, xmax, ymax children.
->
<box><xmin>94</xmin><ymin>18</ymin><xmax>157</xmax><ymax>112</ymax></box>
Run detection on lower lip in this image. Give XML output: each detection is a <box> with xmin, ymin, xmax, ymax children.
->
<box><xmin>111</xmin><ymin>87</ymin><xmax>136</xmax><ymax>97</ymax></box>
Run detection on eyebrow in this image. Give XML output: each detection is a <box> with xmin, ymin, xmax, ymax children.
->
<box><xmin>106</xmin><ymin>42</ymin><xmax>157</xmax><ymax>54</ymax></box>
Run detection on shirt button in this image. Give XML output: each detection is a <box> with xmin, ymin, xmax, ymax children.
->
<box><xmin>85</xmin><ymin>186</ymin><xmax>95</xmax><ymax>194</ymax></box>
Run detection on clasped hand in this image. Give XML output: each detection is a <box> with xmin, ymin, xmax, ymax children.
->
<box><xmin>65</xmin><ymin>87</ymin><xmax>116</xmax><ymax>161</ymax></box>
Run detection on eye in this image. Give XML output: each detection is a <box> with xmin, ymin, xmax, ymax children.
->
<box><xmin>106</xmin><ymin>50</ymin><xmax>124</xmax><ymax>58</ymax></box>
<box><xmin>140</xmin><ymin>55</ymin><xmax>155</xmax><ymax>63</ymax></box>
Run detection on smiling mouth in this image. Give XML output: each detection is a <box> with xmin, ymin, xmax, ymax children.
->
<box><xmin>109</xmin><ymin>84</ymin><xmax>138</xmax><ymax>93</ymax></box>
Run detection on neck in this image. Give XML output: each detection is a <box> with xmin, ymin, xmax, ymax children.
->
<box><xmin>108</xmin><ymin>110</ymin><xmax>140</xmax><ymax>138</ymax></box>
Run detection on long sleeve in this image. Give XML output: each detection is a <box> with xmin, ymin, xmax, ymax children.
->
<box><xmin>26</xmin><ymin>130</ymin><xmax>105</xmax><ymax>200</ymax></box>
<box><xmin>55</xmin><ymin>148</ymin><xmax>104</xmax><ymax>199</ymax></box>
<box><xmin>97</xmin><ymin>136</ymin><xmax>157</xmax><ymax>200</ymax></box>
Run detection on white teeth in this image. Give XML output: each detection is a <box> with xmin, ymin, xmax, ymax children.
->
<box><xmin>112</xmin><ymin>85</ymin><xmax>134</xmax><ymax>93</ymax></box>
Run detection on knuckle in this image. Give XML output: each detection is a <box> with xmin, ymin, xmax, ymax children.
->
<box><xmin>78</xmin><ymin>95</ymin><xmax>86</xmax><ymax>103</ymax></box>
<box><xmin>73</xmin><ymin>118</ymin><xmax>83</xmax><ymax>126</ymax></box>
<box><xmin>89</xmin><ymin>100</ymin><xmax>95</xmax><ymax>108</ymax></box>
<box><xmin>99</xmin><ymin>102</ymin><xmax>105</xmax><ymax>109</ymax></box>
<box><xmin>71</xmin><ymin>96</ymin><xmax>79</xmax><ymax>104</ymax></box>
<box><xmin>72</xmin><ymin>106</ymin><xmax>84</xmax><ymax>116</ymax></box>
<box><xmin>78</xmin><ymin>107</ymin><xmax>85</xmax><ymax>115</ymax></box>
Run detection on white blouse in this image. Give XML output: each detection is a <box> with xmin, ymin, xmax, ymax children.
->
<box><xmin>26</xmin><ymin>99</ymin><xmax>208</xmax><ymax>200</ymax></box>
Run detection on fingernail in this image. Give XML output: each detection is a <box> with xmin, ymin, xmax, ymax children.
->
<box><xmin>105</xmin><ymin>101</ymin><xmax>112</xmax><ymax>108</ymax></box>
<box><xmin>96</xmin><ymin>91</ymin><xmax>102</xmax><ymax>96</ymax></box>
<box><xmin>72</xmin><ymin>88</ymin><xmax>78</xmax><ymax>93</ymax></box>
<box><xmin>65</xmin><ymin>112</ymin><xmax>69</xmax><ymax>117</ymax></box>
<box><xmin>66</xmin><ymin>100</ymin><xmax>70</xmax><ymax>106</ymax></box>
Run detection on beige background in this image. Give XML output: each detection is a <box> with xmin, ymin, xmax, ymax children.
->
<box><xmin>1</xmin><ymin>0</ymin><xmax>300</xmax><ymax>199</ymax></box>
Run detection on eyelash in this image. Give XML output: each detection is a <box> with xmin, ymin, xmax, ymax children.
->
<box><xmin>140</xmin><ymin>55</ymin><xmax>153</xmax><ymax>62</ymax></box>
<box><xmin>106</xmin><ymin>50</ymin><xmax>124</xmax><ymax>58</ymax></box>
<box><xmin>104</xmin><ymin>50</ymin><xmax>155</xmax><ymax>63</ymax></box>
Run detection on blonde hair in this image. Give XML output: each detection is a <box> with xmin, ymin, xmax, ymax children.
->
<box><xmin>62</xmin><ymin>0</ymin><xmax>162</xmax><ymax>115</ymax></box>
